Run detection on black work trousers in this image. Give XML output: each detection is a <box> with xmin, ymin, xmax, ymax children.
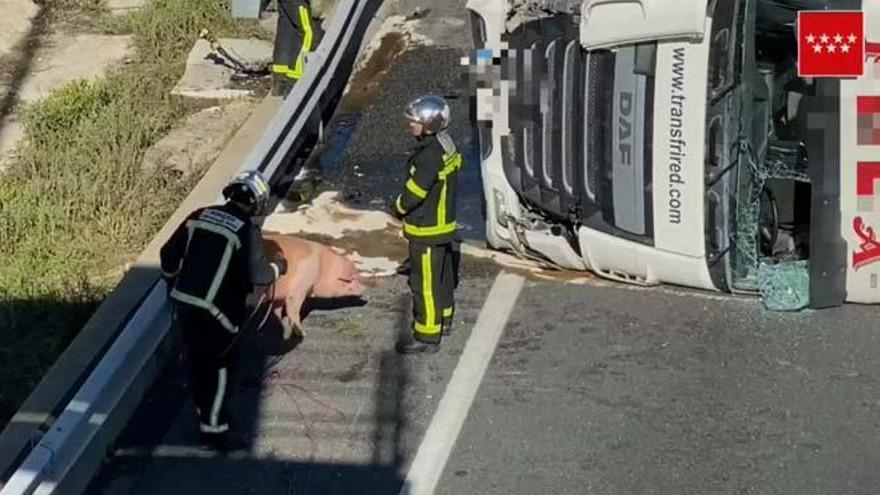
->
<box><xmin>408</xmin><ymin>241</ymin><xmax>456</xmax><ymax>344</ymax></box>
<box><xmin>272</xmin><ymin>0</ymin><xmax>321</xmax><ymax>93</ymax></box>
<box><xmin>174</xmin><ymin>303</ymin><xmax>240</xmax><ymax>436</ymax></box>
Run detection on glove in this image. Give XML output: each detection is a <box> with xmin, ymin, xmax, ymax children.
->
<box><xmin>273</xmin><ymin>258</ymin><xmax>288</xmax><ymax>277</ymax></box>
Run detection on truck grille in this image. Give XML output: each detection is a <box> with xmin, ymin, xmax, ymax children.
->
<box><xmin>502</xmin><ymin>15</ymin><xmax>615</xmax><ymax>222</ymax></box>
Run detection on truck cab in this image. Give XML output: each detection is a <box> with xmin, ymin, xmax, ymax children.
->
<box><xmin>467</xmin><ymin>0</ymin><xmax>880</xmax><ymax>307</ymax></box>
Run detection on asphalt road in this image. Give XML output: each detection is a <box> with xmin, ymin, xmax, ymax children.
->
<box><xmin>88</xmin><ymin>1</ymin><xmax>491</xmax><ymax>493</ymax></box>
<box><xmin>435</xmin><ymin>282</ymin><xmax>880</xmax><ymax>495</ymax></box>
<box><xmin>85</xmin><ymin>1</ymin><xmax>880</xmax><ymax>494</ymax></box>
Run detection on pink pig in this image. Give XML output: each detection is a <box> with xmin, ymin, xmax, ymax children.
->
<box><xmin>262</xmin><ymin>234</ymin><xmax>366</xmax><ymax>338</ymax></box>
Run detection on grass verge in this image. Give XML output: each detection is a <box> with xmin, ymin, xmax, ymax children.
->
<box><xmin>0</xmin><ymin>0</ymin><xmax>268</xmax><ymax>426</ymax></box>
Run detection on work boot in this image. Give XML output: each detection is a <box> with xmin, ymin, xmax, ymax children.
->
<box><xmin>442</xmin><ymin>320</ymin><xmax>453</xmax><ymax>337</ymax></box>
<box><xmin>199</xmin><ymin>431</ymin><xmax>247</xmax><ymax>453</ymax></box>
<box><xmin>271</xmin><ymin>76</ymin><xmax>293</xmax><ymax>97</ymax></box>
<box><xmin>395</xmin><ymin>340</ymin><xmax>440</xmax><ymax>355</ymax></box>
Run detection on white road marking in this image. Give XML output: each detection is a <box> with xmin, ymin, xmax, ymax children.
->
<box><xmin>399</xmin><ymin>271</ymin><xmax>525</xmax><ymax>495</ymax></box>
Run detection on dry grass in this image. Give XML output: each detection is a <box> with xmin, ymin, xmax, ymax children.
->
<box><xmin>0</xmin><ymin>0</ymin><xmax>268</xmax><ymax>425</ymax></box>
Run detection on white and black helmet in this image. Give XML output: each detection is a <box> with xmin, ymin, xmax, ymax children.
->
<box><xmin>404</xmin><ymin>95</ymin><xmax>450</xmax><ymax>135</ymax></box>
<box><xmin>222</xmin><ymin>170</ymin><xmax>270</xmax><ymax>214</ymax></box>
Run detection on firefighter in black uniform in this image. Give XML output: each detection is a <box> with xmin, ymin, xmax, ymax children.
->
<box><xmin>392</xmin><ymin>96</ymin><xmax>462</xmax><ymax>354</ymax></box>
<box><xmin>160</xmin><ymin>170</ymin><xmax>287</xmax><ymax>451</ymax></box>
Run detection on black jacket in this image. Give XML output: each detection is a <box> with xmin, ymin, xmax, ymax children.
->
<box><xmin>159</xmin><ymin>202</ymin><xmax>276</xmax><ymax>332</ymax></box>
<box><xmin>393</xmin><ymin>133</ymin><xmax>462</xmax><ymax>244</ymax></box>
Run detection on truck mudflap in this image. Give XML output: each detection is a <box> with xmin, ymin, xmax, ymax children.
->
<box><xmin>807</xmin><ymin>79</ymin><xmax>847</xmax><ymax>308</ymax></box>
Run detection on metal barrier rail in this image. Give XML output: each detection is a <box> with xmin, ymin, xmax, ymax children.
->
<box><xmin>0</xmin><ymin>0</ymin><xmax>380</xmax><ymax>492</ymax></box>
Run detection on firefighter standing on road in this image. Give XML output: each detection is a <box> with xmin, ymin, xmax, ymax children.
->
<box><xmin>392</xmin><ymin>96</ymin><xmax>462</xmax><ymax>354</ymax></box>
<box><xmin>271</xmin><ymin>0</ymin><xmax>321</xmax><ymax>96</ymax></box>
<box><xmin>160</xmin><ymin>171</ymin><xmax>287</xmax><ymax>452</ymax></box>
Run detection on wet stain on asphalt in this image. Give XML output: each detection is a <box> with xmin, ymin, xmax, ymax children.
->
<box><xmin>335</xmin><ymin>355</ymin><xmax>369</xmax><ymax>383</ymax></box>
<box><xmin>341</xmin><ymin>32</ymin><xmax>408</xmax><ymax>113</ymax></box>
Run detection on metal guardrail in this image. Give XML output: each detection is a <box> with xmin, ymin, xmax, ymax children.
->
<box><xmin>0</xmin><ymin>0</ymin><xmax>380</xmax><ymax>492</ymax></box>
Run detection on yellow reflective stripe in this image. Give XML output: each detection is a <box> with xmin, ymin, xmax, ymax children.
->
<box><xmin>292</xmin><ymin>5</ymin><xmax>313</xmax><ymax>78</ymax></box>
<box><xmin>254</xmin><ymin>176</ymin><xmax>269</xmax><ymax>196</ymax></box>
<box><xmin>438</xmin><ymin>179</ymin><xmax>447</xmax><ymax>226</ymax></box>
<box><xmin>270</xmin><ymin>6</ymin><xmax>313</xmax><ymax>81</ymax></box>
<box><xmin>271</xmin><ymin>64</ymin><xmax>300</xmax><ymax>79</ymax></box>
<box><xmin>414</xmin><ymin>321</ymin><xmax>441</xmax><ymax>334</ymax></box>
<box><xmin>395</xmin><ymin>195</ymin><xmax>406</xmax><ymax>215</ymax></box>
<box><xmin>206</xmin><ymin>242</ymin><xmax>235</xmax><ymax>302</ymax></box>
<box><xmin>209</xmin><ymin>368</ymin><xmax>227</xmax><ymax>428</ymax></box>
<box><xmin>406</xmin><ymin>179</ymin><xmax>428</xmax><ymax>199</ymax></box>
<box><xmin>200</xmin><ymin>423</ymin><xmax>229</xmax><ymax>433</ymax></box>
<box><xmin>404</xmin><ymin>222</ymin><xmax>457</xmax><ymax>237</ymax></box>
<box><xmin>442</xmin><ymin>308</ymin><xmax>453</xmax><ymax>318</ymax></box>
<box><xmin>422</xmin><ymin>248</ymin><xmax>436</xmax><ymax>330</ymax></box>
<box><xmin>169</xmin><ymin>290</ymin><xmax>239</xmax><ymax>333</ymax></box>
<box><xmin>438</xmin><ymin>152</ymin><xmax>462</xmax><ymax>179</ymax></box>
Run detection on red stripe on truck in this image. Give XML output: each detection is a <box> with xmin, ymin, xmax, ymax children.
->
<box><xmin>857</xmin><ymin>96</ymin><xmax>880</xmax><ymax>114</ymax></box>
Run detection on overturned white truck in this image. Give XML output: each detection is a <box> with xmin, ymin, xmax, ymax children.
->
<box><xmin>467</xmin><ymin>0</ymin><xmax>880</xmax><ymax>308</ymax></box>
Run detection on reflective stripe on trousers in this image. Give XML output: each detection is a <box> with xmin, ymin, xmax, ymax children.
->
<box><xmin>271</xmin><ymin>4</ymin><xmax>314</xmax><ymax>80</ymax></box>
<box><xmin>200</xmin><ymin>368</ymin><xmax>229</xmax><ymax>433</ymax></box>
<box><xmin>409</xmin><ymin>242</ymin><xmax>455</xmax><ymax>343</ymax></box>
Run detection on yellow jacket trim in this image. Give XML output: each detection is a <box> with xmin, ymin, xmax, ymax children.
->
<box><xmin>404</xmin><ymin>221</ymin><xmax>457</xmax><ymax>237</ymax></box>
<box><xmin>438</xmin><ymin>152</ymin><xmax>462</xmax><ymax>179</ymax></box>
<box><xmin>406</xmin><ymin>178</ymin><xmax>428</xmax><ymax>199</ymax></box>
<box><xmin>438</xmin><ymin>180</ymin><xmax>448</xmax><ymax>227</ymax></box>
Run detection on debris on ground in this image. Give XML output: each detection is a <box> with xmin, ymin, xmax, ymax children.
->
<box><xmin>266</xmin><ymin>191</ymin><xmax>396</xmax><ymax>237</ymax></box>
<box><xmin>506</xmin><ymin>0</ymin><xmax>581</xmax><ymax>30</ymax></box>
<box><xmin>758</xmin><ymin>260</ymin><xmax>810</xmax><ymax>312</ymax></box>
<box><xmin>340</xmin><ymin>14</ymin><xmax>435</xmax><ymax>111</ymax></box>
<box><xmin>263</xmin><ymin>191</ymin><xmax>405</xmax><ymax>277</ymax></box>
<box><xmin>171</xmin><ymin>37</ymin><xmax>274</xmax><ymax>99</ymax></box>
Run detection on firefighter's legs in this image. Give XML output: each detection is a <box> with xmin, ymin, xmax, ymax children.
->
<box><xmin>271</xmin><ymin>0</ymin><xmax>315</xmax><ymax>96</ymax></box>
<box><xmin>440</xmin><ymin>243</ymin><xmax>456</xmax><ymax>336</ymax></box>
<box><xmin>175</xmin><ymin>304</ymin><xmax>239</xmax><ymax>445</ymax></box>
<box><xmin>452</xmin><ymin>240</ymin><xmax>461</xmax><ymax>289</ymax></box>
<box><xmin>397</xmin><ymin>242</ymin><xmax>445</xmax><ymax>353</ymax></box>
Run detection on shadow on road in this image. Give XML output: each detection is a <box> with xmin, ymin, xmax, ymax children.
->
<box><xmin>83</xmin><ymin>290</ymin><xmax>411</xmax><ymax>495</ymax></box>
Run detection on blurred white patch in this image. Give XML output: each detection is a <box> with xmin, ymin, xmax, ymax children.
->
<box><xmin>264</xmin><ymin>191</ymin><xmax>397</xmax><ymax>238</ymax></box>
<box><xmin>348</xmin><ymin>252</ymin><xmax>399</xmax><ymax>278</ymax></box>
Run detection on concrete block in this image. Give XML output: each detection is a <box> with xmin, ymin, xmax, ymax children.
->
<box><xmin>0</xmin><ymin>0</ymin><xmax>39</xmax><ymax>60</ymax></box>
<box><xmin>107</xmin><ymin>0</ymin><xmax>148</xmax><ymax>16</ymax></box>
<box><xmin>17</xmin><ymin>33</ymin><xmax>134</xmax><ymax>104</ymax></box>
<box><xmin>171</xmin><ymin>38</ymin><xmax>274</xmax><ymax>100</ymax></box>
<box><xmin>0</xmin><ymin>115</ymin><xmax>23</xmax><ymax>172</ymax></box>
<box><xmin>231</xmin><ymin>0</ymin><xmax>263</xmax><ymax>19</ymax></box>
